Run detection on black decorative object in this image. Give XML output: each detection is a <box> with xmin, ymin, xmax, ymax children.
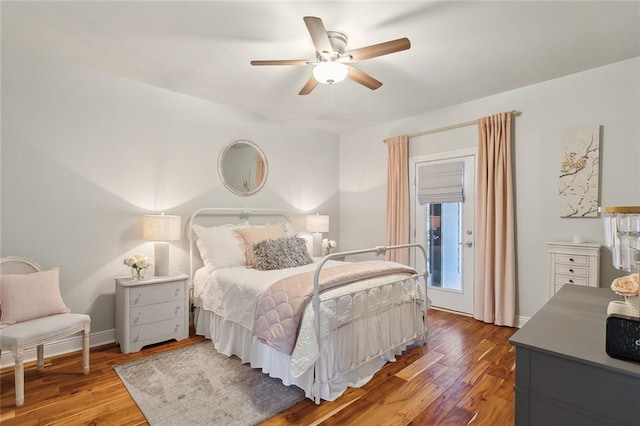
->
<box><xmin>605</xmin><ymin>314</ymin><xmax>640</xmax><ymax>363</ymax></box>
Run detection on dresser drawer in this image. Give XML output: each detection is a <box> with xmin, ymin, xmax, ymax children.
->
<box><xmin>555</xmin><ymin>275</ymin><xmax>588</xmax><ymax>287</ymax></box>
<box><xmin>130</xmin><ymin>300</ymin><xmax>184</xmax><ymax>326</ymax></box>
<box><xmin>555</xmin><ymin>264</ymin><xmax>588</xmax><ymax>277</ymax></box>
<box><xmin>556</xmin><ymin>254</ymin><xmax>589</xmax><ymax>266</ymax></box>
<box><xmin>130</xmin><ymin>317</ymin><xmax>185</xmax><ymax>343</ymax></box>
<box><xmin>129</xmin><ymin>281</ymin><xmax>185</xmax><ymax>306</ymax></box>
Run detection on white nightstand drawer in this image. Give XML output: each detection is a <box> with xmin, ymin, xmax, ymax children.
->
<box><xmin>130</xmin><ymin>317</ymin><xmax>185</xmax><ymax>344</ymax></box>
<box><xmin>130</xmin><ymin>300</ymin><xmax>184</xmax><ymax>326</ymax></box>
<box><xmin>556</xmin><ymin>254</ymin><xmax>589</xmax><ymax>266</ymax></box>
<box><xmin>555</xmin><ymin>275</ymin><xmax>588</xmax><ymax>287</ymax></box>
<box><xmin>555</xmin><ymin>264</ymin><xmax>588</xmax><ymax>277</ymax></box>
<box><xmin>130</xmin><ymin>281</ymin><xmax>184</xmax><ymax>306</ymax></box>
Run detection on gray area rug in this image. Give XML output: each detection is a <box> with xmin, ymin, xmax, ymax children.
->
<box><xmin>113</xmin><ymin>342</ymin><xmax>305</xmax><ymax>425</ymax></box>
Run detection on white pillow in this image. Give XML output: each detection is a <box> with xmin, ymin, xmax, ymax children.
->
<box><xmin>192</xmin><ymin>223</ymin><xmax>248</xmax><ymax>273</ymax></box>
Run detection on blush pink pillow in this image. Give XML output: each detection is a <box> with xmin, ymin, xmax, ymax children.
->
<box><xmin>0</xmin><ymin>268</ymin><xmax>70</xmax><ymax>327</ymax></box>
<box><xmin>232</xmin><ymin>224</ymin><xmax>287</xmax><ymax>268</ymax></box>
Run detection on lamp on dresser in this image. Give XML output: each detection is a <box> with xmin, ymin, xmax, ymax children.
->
<box><xmin>143</xmin><ymin>213</ymin><xmax>181</xmax><ymax>276</ymax></box>
<box><xmin>600</xmin><ymin>206</ymin><xmax>640</xmax><ymax>273</ymax></box>
<box><xmin>306</xmin><ymin>213</ymin><xmax>329</xmax><ymax>257</ymax></box>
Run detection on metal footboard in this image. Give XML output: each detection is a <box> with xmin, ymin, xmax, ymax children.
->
<box><xmin>311</xmin><ymin>243</ymin><xmax>428</xmax><ymax>404</ymax></box>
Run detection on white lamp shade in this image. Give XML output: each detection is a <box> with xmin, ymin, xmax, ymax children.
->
<box><xmin>312</xmin><ymin>62</ymin><xmax>348</xmax><ymax>84</ymax></box>
<box><xmin>143</xmin><ymin>214</ymin><xmax>181</xmax><ymax>241</ymax></box>
<box><xmin>306</xmin><ymin>214</ymin><xmax>329</xmax><ymax>233</ymax></box>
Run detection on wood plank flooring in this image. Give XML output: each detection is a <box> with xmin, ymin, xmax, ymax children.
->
<box><xmin>0</xmin><ymin>309</ymin><xmax>517</xmax><ymax>425</ymax></box>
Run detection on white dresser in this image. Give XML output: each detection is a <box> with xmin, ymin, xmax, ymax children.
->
<box><xmin>115</xmin><ymin>272</ymin><xmax>189</xmax><ymax>354</ymax></box>
<box><xmin>547</xmin><ymin>241</ymin><xmax>600</xmax><ymax>300</ymax></box>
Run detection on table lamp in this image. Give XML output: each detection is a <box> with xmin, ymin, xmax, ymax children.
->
<box><xmin>143</xmin><ymin>213</ymin><xmax>181</xmax><ymax>276</ymax></box>
<box><xmin>600</xmin><ymin>206</ymin><xmax>640</xmax><ymax>273</ymax></box>
<box><xmin>306</xmin><ymin>213</ymin><xmax>329</xmax><ymax>257</ymax></box>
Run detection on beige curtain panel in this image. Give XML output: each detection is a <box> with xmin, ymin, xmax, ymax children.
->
<box><xmin>475</xmin><ymin>112</ymin><xmax>516</xmax><ymax>327</ymax></box>
<box><xmin>384</xmin><ymin>135</ymin><xmax>410</xmax><ymax>264</ymax></box>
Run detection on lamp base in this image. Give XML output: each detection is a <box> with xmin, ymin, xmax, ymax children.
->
<box><xmin>154</xmin><ymin>242</ymin><xmax>170</xmax><ymax>276</ymax></box>
<box><xmin>312</xmin><ymin>233</ymin><xmax>322</xmax><ymax>257</ymax></box>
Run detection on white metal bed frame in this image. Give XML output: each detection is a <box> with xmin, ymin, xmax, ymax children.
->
<box><xmin>188</xmin><ymin>207</ymin><xmax>428</xmax><ymax>404</ymax></box>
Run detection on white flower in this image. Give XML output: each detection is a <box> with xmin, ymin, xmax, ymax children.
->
<box><xmin>123</xmin><ymin>253</ymin><xmax>153</xmax><ymax>270</ymax></box>
<box><xmin>321</xmin><ymin>239</ymin><xmax>337</xmax><ymax>249</ymax></box>
<box><xmin>611</xmin><ymin>273</ymin><xmax>639</xmax><ymax>297</ymax></box>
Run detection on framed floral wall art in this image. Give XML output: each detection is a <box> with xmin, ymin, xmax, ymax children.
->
<box><xmin>558</xmin><ymin>125</ymin><xmax>601</xmax><ymax>218</ymax></box>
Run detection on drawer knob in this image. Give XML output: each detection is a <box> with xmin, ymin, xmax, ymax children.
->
<box><xmin>175</xmin><ymin>289</ymin><xmax>181</xmax><ymax>296</ymax></box>
<box><xmin>569</xmin><ymin>279</ymin><xmax>574</xmax><ymax>284</ymax></box>
<box><xmin>569</xmin><ymin>258</ymin><xmax>575</xmax><ymax>262</ymax></box>
<box><xmin>174</xmin><ymin>324</ymin><xmax>180</xmax><ymax>332</ymax></box>
<box><xmin>569</xmin><ymin>269</ymin><xmax>574</xmax><ymax>273</ymax></box>
<box><xmin>175</xmin><ymin>306</ymin><xmax>181</xmax><ymax>314</ymax></box>
<box><xmin>133</xmin><ymin>293</ymin><xmax>142</xmax><ymax>304</ymax></box>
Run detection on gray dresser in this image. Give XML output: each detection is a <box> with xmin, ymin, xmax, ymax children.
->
<box><xmin>509</xmin><ymin>285</ymin><xmax>640</xmax><ymax>425</ymax></box>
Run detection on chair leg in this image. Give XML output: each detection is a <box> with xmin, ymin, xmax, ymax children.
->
<box><xmin>13</xmin><ymin>347</ymin><xmax>25</xmax><ymax>407</ymax></box>
<box><xmin>37</xmin><ymin>344</ymin><xmax>44</xmax><ymax>371</ymax></box>
<box><xmin>82</xmin><ymin>324</ymin><xmax>90</xmax><ymax>375</ymax></box>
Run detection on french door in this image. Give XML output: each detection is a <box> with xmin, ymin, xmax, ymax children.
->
<box><xmin>410</xmin><ymin>150</ymin><xmax>475</xmax><ymax>314</ymax></box>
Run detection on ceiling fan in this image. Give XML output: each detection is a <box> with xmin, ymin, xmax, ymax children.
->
<box><xmin>250</xmin><ymin>16</ymin><xmax>411</xmax><ymax>95</ymax></box>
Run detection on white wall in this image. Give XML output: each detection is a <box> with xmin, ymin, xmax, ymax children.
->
<box><xmin>1</xmin><ymin>51</ymin><xmax>340</xmax><ymax>333</ymax></box>
<box><xmin>339</xmin><ymin>57</ymin><xmax>640</xmax><ymax>321</ymax></box>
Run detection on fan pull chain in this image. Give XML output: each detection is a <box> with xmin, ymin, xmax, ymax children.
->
<box><xmin>328</xmin><ymin>83</ymin><xmax>336</xmax><ymax>110</ymax></box>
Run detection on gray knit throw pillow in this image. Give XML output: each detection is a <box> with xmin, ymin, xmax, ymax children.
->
<box><xmin>253</xmin><ymin>236</ymin><xmax>313</xmax><ymax>270</ymax></box>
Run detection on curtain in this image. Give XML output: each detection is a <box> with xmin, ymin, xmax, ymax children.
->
<box><xmin>475</xmin><ymin>112</ymin><xmax>516</xmax><ymax>326</ymax></box>
<box><xmin>384</xmin><ymin>135</ymin><xmax>409</xmax><ymax>264</ymax></box>
<box><xmin>255</xmin><ymin>156</ymin><xmax>265</xmax><ymax>188</ymax></box>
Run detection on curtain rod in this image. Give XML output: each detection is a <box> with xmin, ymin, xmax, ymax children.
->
<box><xmin>400</xmin><ymin>110</ymin><xmax>520</xmax><ymax>140</ymax></box>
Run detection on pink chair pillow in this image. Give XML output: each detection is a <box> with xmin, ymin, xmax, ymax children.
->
<box><xmin>0</xmin><ymin>268</ymin><xmax>70</xmax><ymax>327</ymax></box>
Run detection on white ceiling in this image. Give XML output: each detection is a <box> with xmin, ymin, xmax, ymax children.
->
<box><xmin>2</xmin><ymin>1</ymin><xmax>639</xmax><ymax>134</ymax></box>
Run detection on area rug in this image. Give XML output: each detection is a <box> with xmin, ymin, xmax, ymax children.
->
<box><xmin>113</xmin><ymin>342</ymin><xmax>305</xmax><ymax>425</ymax></box>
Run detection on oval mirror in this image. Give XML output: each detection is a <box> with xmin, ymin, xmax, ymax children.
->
<box><xmin>218</xmin><ymin>139</ymin><xmax>268</xmax><ymax>196</ymax></box>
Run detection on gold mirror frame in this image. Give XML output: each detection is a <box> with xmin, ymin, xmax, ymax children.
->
<box><xmin>218</xmin><ymin>139</ymin><xmax>268</xmax><ymax>197</ymax></box>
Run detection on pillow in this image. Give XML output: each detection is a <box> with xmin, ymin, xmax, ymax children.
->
<box><xmin>232</xmin><ymin>224</ymin><xmax>287</xmax><ymax>268</ymax></box>
<box><xmin>253</xmin><ymin>236</ymin><xmax>314</xmax><ymax>271</ymax></box>
<box><xmin>193</xmin><ymin>223</ymin><xmax>248</xmax><ymax>274</ymax></box>
<box><xmin>0</xmin><ymin>268</ymin><xmax>70</xmax><ymax>327</ymax></box>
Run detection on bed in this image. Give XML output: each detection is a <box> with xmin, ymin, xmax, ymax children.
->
<box><xmin>189</xmin><ymin>207</ymin><xmax>428</xmax><ymax>403</ymax></box>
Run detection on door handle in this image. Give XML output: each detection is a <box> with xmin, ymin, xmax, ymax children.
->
<box><xmin>459</xmin><ymin>241</ymin><xmax>473</xmax><ymax>247</ymax></box>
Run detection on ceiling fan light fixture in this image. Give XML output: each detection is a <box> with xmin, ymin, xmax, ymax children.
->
<box><xmin>313</xmin><ymin>61</ymin><xmax>348</xmax><ymax>85</ymax></box>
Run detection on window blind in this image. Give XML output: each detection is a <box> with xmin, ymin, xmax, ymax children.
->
<box><xmin>417</xmin><ymin>161</ymin><xmax>464</xmax><ymax>204</ymax></box>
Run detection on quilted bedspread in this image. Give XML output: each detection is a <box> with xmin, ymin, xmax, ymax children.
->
<box><xmin>253</xmin><ymin>260</ymin><xmax>417</xmax><ymax>355</ymax></box>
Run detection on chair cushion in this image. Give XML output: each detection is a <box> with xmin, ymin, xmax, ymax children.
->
<box><xmin>0</xmin><ymin>268</ymin><xmax>70</xmax><ymax>327</ymax></box>
<box><xmin>0</xmin><ymin>313</ymin><xmax>90</xmax><ymax>347</ymax></box>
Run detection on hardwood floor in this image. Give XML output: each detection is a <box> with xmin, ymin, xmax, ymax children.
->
<box><xmin>0</xmin><ymin>309</ymin><xmax>517</xmax><ymax>425</ymax></box>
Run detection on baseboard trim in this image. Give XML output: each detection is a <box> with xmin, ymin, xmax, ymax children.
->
<box><xmin>429</xmin><ymin>307</ymin><xmax>530</xmax><ymax>328</ymax></box>
<box><xmin>1</xmin><ymin>329</ymin><xmax>116</xmax><ymax>369</ymax></box>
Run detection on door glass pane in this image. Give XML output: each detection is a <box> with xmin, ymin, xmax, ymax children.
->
<box><xmin>426</xmin><ymin>203</ymin><xmax>461</xmax><ymax>290</ymax></box>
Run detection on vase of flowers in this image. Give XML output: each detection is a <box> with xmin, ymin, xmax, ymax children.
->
<box><xmin>124</xmin><ymin>253</ymin><xmax>152</xmax><ymax>280</ymax></box>
<box><xmin>611</xmin><ymin>273</ymin><xmax>639</xmax><ymax>316</ymax></box>
<box><xmin>321</xmin><ymin>239</ymin><xmax>337</xmax><ymax>255</ymax></box>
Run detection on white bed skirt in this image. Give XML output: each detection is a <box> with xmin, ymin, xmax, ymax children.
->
<box><xmin>194</xmin><ymin>306</ymin><xmax>422</xmax><ymax>401</ymax></box>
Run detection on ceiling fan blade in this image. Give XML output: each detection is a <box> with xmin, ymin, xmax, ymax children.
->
<box><xmin>303</xmin><ymin>16</ymin><xmax>332</xmax><ymax>55</ymax></box>
<box><xmin>343</xmin><ymin>38</ymin><xmax>411</xmax><ymax>62</ymax></box>
<box><xmin>298</xmin><ymin>75</ymin><xmax>319</xmax><ymax>95</ymax></box>
<box><xmin>250</xmin><ymin>59</ymin><xmax>311</xmax><ymax>66</ymax></box>
<box><xmin>347</xmin><ymin>66</ymin><xmax>383</xmax><ymax>90</ymax></box>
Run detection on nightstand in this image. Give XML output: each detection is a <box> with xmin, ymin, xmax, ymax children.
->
<box><xmin>115</xmin><ymin>272</ymin><xmax>189</xmax><ymax>354</ymax></box>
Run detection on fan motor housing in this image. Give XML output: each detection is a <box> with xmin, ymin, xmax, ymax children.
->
<box><xmin>324</xmin><ymin>31</ymin><xmax>347</xmax><ymax>59</ymax></box>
